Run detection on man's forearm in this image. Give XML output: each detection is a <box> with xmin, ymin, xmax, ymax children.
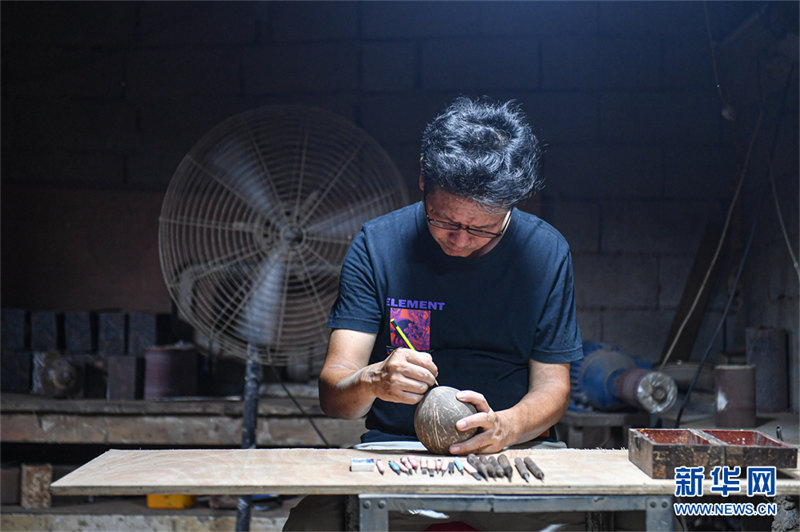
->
<box><xmin>319</xmin><ymin>364</ymin><xmax>377</xmax><ymax>419</ymax></box>
<box><xmin>501</xmin><ymin>384</ymin><xmax>570</xmax><ymax>445</ymax></box>
<box><xmin>318</xmin><ymin>329</ymin><xmax>380</xmax><ymax>419</ymax></box>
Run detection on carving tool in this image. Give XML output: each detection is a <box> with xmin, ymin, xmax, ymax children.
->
<box><xmin>396</xmin><ymin>459</ymin><xmax>410</xmax><ymax>474</ymax></box>
<box><xmin>468</xmin><ymin>454</ymin><xmax>488</xmax><ymax>480</ymax></box>
<box><xmin>390</xmin><ymin>318</ymin><xmax>439</xmax><ymax>385</ymax></box>
<box><xmin>388</xmin><ymin>460</ymin><xmax>402</xmax><ymax>475</ymax></box>
<box><xmin>514</xmin><ymin>457</ymin><xmax>530</xmax><ymax>482</ymax></box>
<box><xmin>498</xmin><ymin>454</ymin><xmax>513</xmax><ymax>481</ymax></box>
<box><xmin>524</xmin><ymin>456</ymin><xmax>545</xmax><ymax>481</ymax></box>
<box><xmin>462</xmin><ymin>460</ymin><xmax>482</xmax><ymax>481</ymax></box>
<box><xmin>375</xmin><ymin>458</ymin><xmax>386</xmax><ymax>475</ymax></box>
<box><xmin>453</xmin><ymin>457</ymin><xmax>465</xmax><ymax>474</ymax></box>
<box><xmin>427</xmin><ymin>458</ymin><xmax>435</xmax><ymax>477</ymax></box>
<box><xmin>408</xmin><ymin>456</ymin><xmax>419</xmax><ymax>471</ymax></box>
<box><xmin>448</xmin><ymin>461</ymin><xmax>455</xmax><ymax>474</ymax></box>
<box><xmin>479</xmin><ymin>456</ymin><xmax>495</xmax><ymax>479</ymax></box>
<box><xmin>488</xmin><ymin>456</ymin><xmax>504</xmax><ymax>479</ymax></box>
<box><xmin>400</xmin><ymin>456</ymin><xmax>413</xmax><ymax>474</ymax></box>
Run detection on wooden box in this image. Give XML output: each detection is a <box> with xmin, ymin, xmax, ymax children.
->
<box><xmin>628</xmin><ymin>428</ymin><xmax>724</xmax><ymax>479</ymax></box>
<box><xmin>699</xmin><ymin>429</ymin><xmax>798</xmax><ymax>470</ymax></box>
<box><xmin>20</xmin><ymin>463</ymin><xmax>52</xmax><ymax>509</ymax></box>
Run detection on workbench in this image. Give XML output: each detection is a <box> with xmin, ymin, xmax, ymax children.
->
<box><xmin>51</xmin><ymin>448</ymin><xmax>800</xmax><ymax>531</ymax></box>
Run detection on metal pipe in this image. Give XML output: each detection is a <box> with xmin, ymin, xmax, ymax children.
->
<box><xmin>236</xmin><ymin>348</ymin><xmax>262</xmax><ymax>532</ymax></box>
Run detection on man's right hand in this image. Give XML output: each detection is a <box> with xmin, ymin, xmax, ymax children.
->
<box><xmin>319</xmin><ymin>329</ymin><xmax>438</xmax><ymax>419</ymax></box>
<box><xmin>367</xmin><ymin>347</ymin><xmax>438</xmax><ymax>405</ymax></box>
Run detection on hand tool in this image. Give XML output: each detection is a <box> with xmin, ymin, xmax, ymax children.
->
<box><xmin>498</xmin><ymin>454</ymin><xmax>513</xmax><ymax>481</ymax></box>
<box><xmin>467</xmin><ymin>454</ymin><xmax>488</xmax><ymax>480</ymax></box>
<box><xmin>395</xmin><ymin>458</ymin><xmax>409</xmax><ymax>474</ymax></box>
<box><xmin>390</xmin><ymin>318</ymin><xmax>439</xmax><ymax>385</ymax></box>
<box><xmin>479</xmin><ymin>456</ymin><xmax>495</xmax><ymax>479</ymax></box>
<box><xmin>488</xmin><ymin>456</ymin><xmax>504</xmax><ymax>479</ymax></box>
<box><xmin>462</xmin><ymin>461</ymin><xmax>482</xmax><ymax>481</ymax></box>
<box><xmin>400</xmin><ymin>456</ymin><xmax>413</xmax><ymax>474</ymax></box>
<box><xmin>514</xmin><ymin>457</ymin><xmax>530</xmax><ymax>482</ymax></box>
<box><xmin>524</xmin><ymin>456</ymin><xmax>545</xmax><ymax>481</ymax></box>
<box><xmin>453</xmin><ymin>457</ymin><xmax>465</xmax><ymax>474</ymax></box>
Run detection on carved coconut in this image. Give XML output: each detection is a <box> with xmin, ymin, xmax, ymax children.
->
<box><xmin>414</xmin><ymin>386</ymin><xmax>478</xmax><ymax>454</ymax></box>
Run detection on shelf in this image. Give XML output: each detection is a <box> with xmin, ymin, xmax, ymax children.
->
<box><xmin>0</xmin><ymin>393</ymin><xmax>364</xmax><ymax>448</ymax></box>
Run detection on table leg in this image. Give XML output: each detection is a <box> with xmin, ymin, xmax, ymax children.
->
<box><xmin>354</xmin><ymin>495</ymin><xmax>388</xmax><ymax>531</ymax></box>
<box><xmin>645</xmin><ymin>496</ymin><xmax>673</xmax><ymax>531</ymax></box>
<box><xmin>586</xmin><ymin>510</ymin><xmax>612</xmax><ymax>530</ymax></box>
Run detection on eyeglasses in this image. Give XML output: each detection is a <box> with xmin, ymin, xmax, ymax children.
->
<box><xmin>424</xmin><ymin>198</ymin><xmax>511</xmax><ymax>239</ymax></box>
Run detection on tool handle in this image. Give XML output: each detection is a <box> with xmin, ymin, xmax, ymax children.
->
<box><xmin>524</xmin><ymin>456</ymin><xmax>544</xmax><ymax>480</ymax></box>
<box><xmin>498</xmin><ymin>454</ymin><xmax>513</xmax><ymax>480</ymax></box>
<box><xmin>468</xmin><ymin>453</ymin><xmax>488</xmax><ymax>480</ymax></box>
<box><xmin>390</xmin><ymin>318</ymin><xmax>439</xmax><ymax>386</ymax></box>
<box><xmin>514</xmin><ymin>457</ymin><xmax>530</xmax><ymax>482</ymax></box>
<box><xmin>488</xmin><ymin>456</ymin><xmax>504</xmax><ymax>479</ymax></box>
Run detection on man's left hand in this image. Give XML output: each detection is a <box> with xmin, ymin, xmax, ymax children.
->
<box><xmin>446</xmin><ymin>390</ymin><xmax>514</xmax><ymax>455</ymax></box>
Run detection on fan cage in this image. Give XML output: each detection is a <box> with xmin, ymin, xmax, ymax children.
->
<box><xmin>159</xmin><ymin>105</ymin><xmax>408</xmax><ymax>366</ymax></box>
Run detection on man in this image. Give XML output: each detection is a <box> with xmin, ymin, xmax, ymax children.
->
<box><xmin>319</xmin><ymin>96</ymin><xmax>582</xmax><ymax>453</ymax></box>
<box><xmin>284</xmin><ymin>96</ymin><xmax>583</xmax><ymax>530</ymax></box>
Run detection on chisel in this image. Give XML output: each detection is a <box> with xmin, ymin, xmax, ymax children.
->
<box><xmin>514</xmin><ymin>457</ymin><xmax>530</xmax><ymax>482</ymax></box>
<box><xmin>479</xmin><ymin>456</ymin><xmax>495</xmax><ymax>479</ymax></box>
<box><xmin>467</xmin><ymin>454</ymin><xmax>488</xmax><ymax>480</ymax></box>
<box><xmin>488</xmin><ymin>456</ymin><xmax>504</xmax><ymax>479</ymax></box>
<box><xmin>497</xmin><ymin>454</ymin><xmax>513</xmax><ymax>481</ymax></box>
<box><xmin>524</xmin><ymin>456</ymin><xmax>544</xmax><ymax>481</ymax></box>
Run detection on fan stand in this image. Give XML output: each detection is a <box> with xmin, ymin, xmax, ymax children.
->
<box><xmin>236</xmin><ymin>345</ymin><xmax>262</xmax><ymax>532</ymax></box>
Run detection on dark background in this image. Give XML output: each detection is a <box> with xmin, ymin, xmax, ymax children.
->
<box><xmin>1</xmin><ymin>1</ymin><xmax>797</xmax><ymax>409</ymax></box>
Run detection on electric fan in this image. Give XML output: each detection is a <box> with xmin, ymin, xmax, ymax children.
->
<box><xmin>158</xmin><ymin>105</ymin><xmax>408</xmax><ymax>369</ymax></box>
<box><xmin>158</xmin><ymin>105</ymin><xmax>407</xmax><ymax>530</ymax></box>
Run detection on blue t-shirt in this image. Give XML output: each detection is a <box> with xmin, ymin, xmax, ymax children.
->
<box><xmin>328</xmin><ymin>202</ymin><xmax>583</xmax><ymax>441</ymax></box>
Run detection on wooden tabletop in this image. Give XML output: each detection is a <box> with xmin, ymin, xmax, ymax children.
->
<box><xmin>51</xmin><ymin>448</ymin><xmax>800</xmax><ymax>497</ymax></box>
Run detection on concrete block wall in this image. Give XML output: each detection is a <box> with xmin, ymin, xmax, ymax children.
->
<box><xmin>2</xmin><ymin>2</ymin><xmax>797</xmax><ymax>405</ymax></box>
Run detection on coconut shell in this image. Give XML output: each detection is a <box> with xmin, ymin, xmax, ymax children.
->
<box><xmin>414</xmin><ymin>386</ymin><xmax>478</xmax><ymax>454</ymax></box>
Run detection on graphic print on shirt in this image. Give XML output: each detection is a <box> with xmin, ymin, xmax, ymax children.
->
<box><xmin>388</xmin><ymin>308</ymin><xmax>431</xmax><ymax>352</ymax></box>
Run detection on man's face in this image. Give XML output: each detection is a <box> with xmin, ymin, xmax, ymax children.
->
<box><xmin>423</xmin><ymin>187</ymin><xmax>509</xmax><ymax>258</ymax></box>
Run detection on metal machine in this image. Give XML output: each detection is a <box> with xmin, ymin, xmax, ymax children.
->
<box><xmin>570</xmin><ymin>342</ymin><xmax>678</xmax><ymax>415</ymax></box>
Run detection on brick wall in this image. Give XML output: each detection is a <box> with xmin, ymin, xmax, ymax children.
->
<box><xmin>2</xmin><ymin>1</ymin><xmax>797</xmax><ymax>408</ymax></box>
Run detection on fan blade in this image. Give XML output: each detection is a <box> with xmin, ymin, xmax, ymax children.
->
<box><xmin>173</xmin><ymin>263</ymin><xmax>209</xmax><ymax>326</ymax></box>
<box><xmin>205</xmin><ymin>135</ymin><xmax>283</xmax><ymax>219</ymax></box>
<box><xmin>299</xmin><ymin>138</ymin><xmax>365</xmax><ymax>226</ymax></box>
<box><xmin>305</xmin><ymin>191</ymin><xmax>400</xmax><ymax>241</ymax></box>
<box><xmin>238</xmin><ymin>243</ymin><xmax>290</xmax><ymax>346</ymax></box>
